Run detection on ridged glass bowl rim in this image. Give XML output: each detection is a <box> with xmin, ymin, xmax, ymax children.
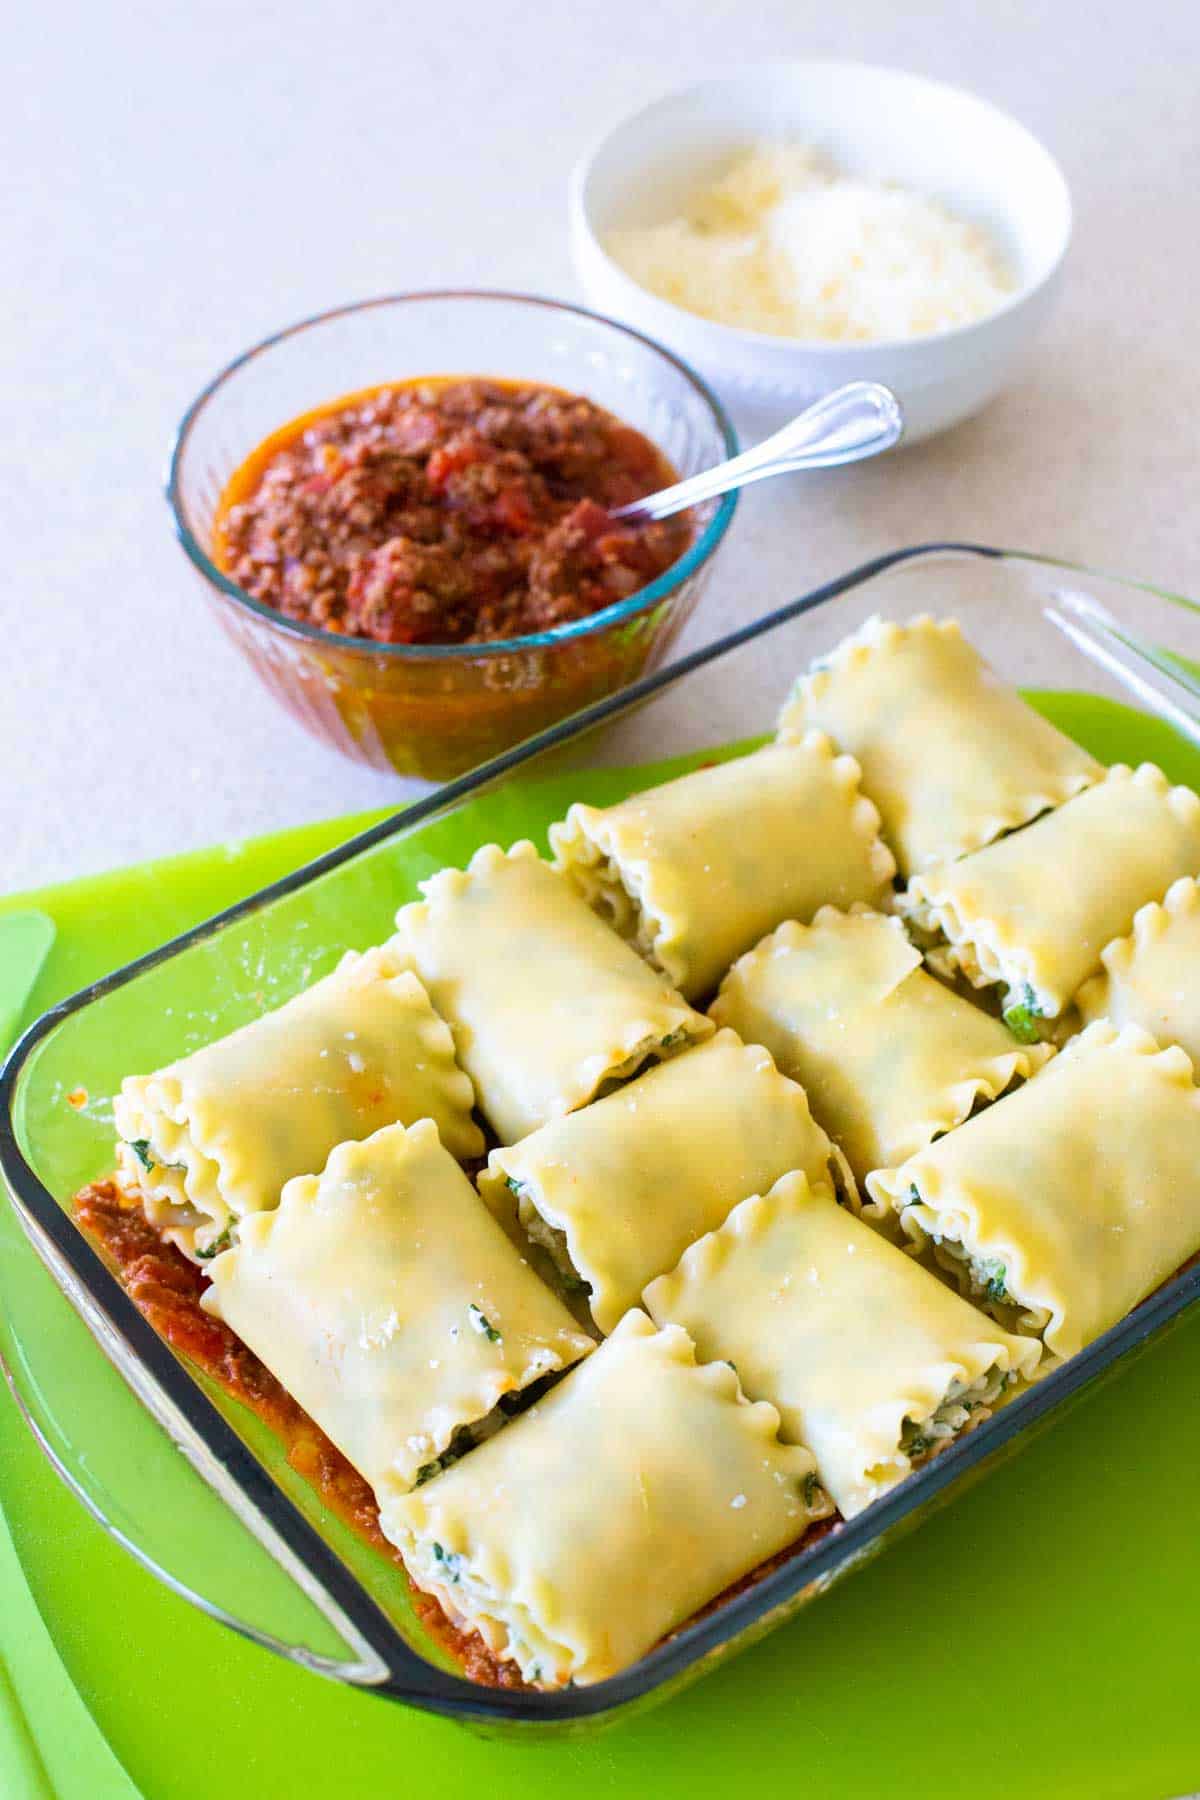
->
<box><xmin>165</xmin><ymin>289</ymin><xmax>740</xmax><ymax>662</ymax></box>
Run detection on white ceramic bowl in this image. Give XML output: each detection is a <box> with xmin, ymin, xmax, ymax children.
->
<box><xmin>570</xmin><ymin>62</ymin><xmax>1072</xmax><ymax>443</ymax></box>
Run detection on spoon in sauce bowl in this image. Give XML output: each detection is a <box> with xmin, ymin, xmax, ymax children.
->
<box><xmin>612</xmin><ymin>381</ymin><xmax>903</xmax><ymax>523</ymax></box>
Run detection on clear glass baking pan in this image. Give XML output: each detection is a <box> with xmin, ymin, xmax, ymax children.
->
<box><xmin>3</xmin><ymin>543</ymin><xmax>1199</xmax><ymax>1736</ymax></box>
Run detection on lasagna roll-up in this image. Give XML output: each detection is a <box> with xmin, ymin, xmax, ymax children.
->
<box><xmin>478</xmin><ymin>1028</ymin><xmax>856</xmax><ymax>1333</ymax></box>
<box><xmin>644</xmin><ymin>1174</ymin><xmax>1039</xmax><ymax>1520</ymax></box>
<box><xmin>113</xmin><ymin>944</ymin><xmax>483</xmax><ymax>1259</ymax></box>
<box><xmin>711</xmin><ymin>908</ymin><xmax>1053</xmax><ymax>1183</ymax></box>
<box><xmin>898</xmin><ymin>764</ymin><xmax>1200</xmax><ymax>1027</ymax></box>
<box><xmin>778</xmin><ymin>613</ymin><xmax>1100</xmax><ymax>876</ymax></box>
<box><xmin>549</xmin><ymin>736</ymin><xmax>895</xmax><ymax>1001</ymax></box>
<box><xmin>1076</xmin><ymin>876</ymin><xmax>1200</xmax><ymax>1062</ymax></box>
<box><xmin>869</xmin><ymin>1023</ymin><xmax>1200</xmax><ymax>1359</ymax></box>
<box><xmin>394</xmin><ymin>842</ymin><xmax>710</xmax><ymax>1145</ymax></box>
<box><xmin>203</xmin><ymin>1121</ymin><xmax>593</xmax><ymax>1494</ymax></box>
<box><xmin>381</xmin><ymin>1310</ymin><xmax>827</xmax><ymax>1687</ymax></box>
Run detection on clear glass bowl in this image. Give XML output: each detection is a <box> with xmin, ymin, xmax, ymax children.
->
<box><xmin>167</xmin><ymin>292</ymin><xmax>738</xmax><ymax>779</ymax></box>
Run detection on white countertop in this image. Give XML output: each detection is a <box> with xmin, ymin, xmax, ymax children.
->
<box><xmin>5</xmin><ymin>0</ymin><xmax>1200</xmax><ymax>893</ymax></box>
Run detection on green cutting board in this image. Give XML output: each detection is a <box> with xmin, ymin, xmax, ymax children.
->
<box><xmin>3</xmin><ymin>696</ymin><xmax>1200</xmax><ymax>1800</ymax></box>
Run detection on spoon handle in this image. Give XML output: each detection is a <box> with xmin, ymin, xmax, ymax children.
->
<box><xmin>612</xmin><ymin>381</ymin><xmax>904</xmax><ymax>523</ymax></box>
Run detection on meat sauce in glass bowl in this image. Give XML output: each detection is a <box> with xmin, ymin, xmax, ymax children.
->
<box><xmin>215</xmin><ymin>378</ymin><xmax>692</xmax><ymax>647</ymax></box>
<box><xmin>169</xmin><ymin>294</ymin><xmax>737</xmax><ymax>780</ymax></box>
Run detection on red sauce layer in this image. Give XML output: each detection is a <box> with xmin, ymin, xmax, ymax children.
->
<box><xmin>214</xmin><ymin>378</ymin><xmax>693</xmax><ymax>646</ymax></box>
<box><xmin>75</xmin><ymin>1180</ymin><xmax>837</xmax><ymax>1689</ymax></box>
<box><xmin>75</xmin><ymin>1181</ymin><xmax>528</xmax><ymax>1688</ymax></box>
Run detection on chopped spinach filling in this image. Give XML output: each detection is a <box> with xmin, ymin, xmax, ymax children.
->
<box><xmin>504</xmin><ymin>1170</ymin><xmax>594</xmax><ymax>1288</ymax></box>
<box><xmin>659</xmin><ymin>1027</ymin><xmax>690</xmax><ymax>1053</ymax></box>
<box><xmin>415</xmin><ymin>1455</ymin><xmax>454</xmax><ymax>1487</ymax></box>
<box><xmin>124</xmin><ymin>1138</ymin><xmax>185</xmax><ymax>1174</ymax></box>
<box><xmin>1003</xmin><ymin>983</ymin><xmax>1044</xmax><ymax>1044</ymax></box>
<box><xmin>979</xmin><ymin>1259</ymin><xmax>1008</xmax><ymax>1303</ymax></box>
<box><xmin>415</xmin><ymin>1426</ymin><xmax>475</xmax><ymax>1486</ymax></box>
<box><xmin>195</xmin><ymin>1226</ymin><xmax>234</xmax><ymax>1263</ymax></box>
<box><xmin>127</xmin><ymin>1137</ymin><xmax>156</xmax><ymax>1172</ymax></box>
<box><xmin>467</xmin><ymin>1303</ymin><xmax>502</xmax><ymax>1344</ymax></box>
<box><xmin>518</xmin><ymin>1204</ymin><xmax>582</xmax><ymax>1292</ymax></box>
<box><xmin>430</xmin><ymin>1541</ymin><xmax>465</xmax><ymax>1583</ymax></box>
<box><xmin>900</xmin><ymin>1365</ymin><xmax>1012</xmax><ymax>1469</ymax></box>
<box><xmin>902</xmin><ymin>1188</ymin><xmax>1014</xmax><ymax>1315</ymax></box>
<box><xmin>930</xmin><ymin>1232</ymin><xmax>1018</xmax><ymax>1316</ymax></box>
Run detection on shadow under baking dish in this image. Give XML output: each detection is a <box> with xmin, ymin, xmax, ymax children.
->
<box><xmin>3</xmin><ymin>542</ymin><xmax>1200</xmax><ymax>1735</ymax></box>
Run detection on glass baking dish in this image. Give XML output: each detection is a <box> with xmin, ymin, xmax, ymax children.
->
<box><xmin>3</xmin><ymin>542</ymin><xmax>1200</xmax><ymax>1736</ymax></box>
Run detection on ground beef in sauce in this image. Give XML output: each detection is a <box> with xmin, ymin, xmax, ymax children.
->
<box><xmin>217</xmin><ymin>379</ymin><xmax>692</xmax><ymax>645</ymax></box>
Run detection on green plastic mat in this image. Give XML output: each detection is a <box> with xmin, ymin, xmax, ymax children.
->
<box><xmin>2</xmin><ymin>696</ymin><xmax>1200</xmax><ymax>1800</ymax></box>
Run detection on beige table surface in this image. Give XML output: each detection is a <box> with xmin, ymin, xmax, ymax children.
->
<box><xmin>4</xmin><ymin>0</ymin><xmax>1198</xmax><ymax>890</ymax></box>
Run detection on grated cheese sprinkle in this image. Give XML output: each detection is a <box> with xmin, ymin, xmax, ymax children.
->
<box><xmin>608</xmin><ymin>142</ymin><xmax>1015</xmax><ymax>343</ymax></box>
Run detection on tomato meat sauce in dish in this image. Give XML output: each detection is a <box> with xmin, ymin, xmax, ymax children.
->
<box><xmin>214</xmin><ymin>378</ymin><xmax>693</xmax><ymax>646</ymax></box>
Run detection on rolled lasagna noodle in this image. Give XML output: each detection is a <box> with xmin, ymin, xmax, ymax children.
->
<box><xmin>898</xmin><ymin>763</ymin><xmax>1200</xmax><ymax>1022</ymax></box>
<box><xmin>777</xmin><ymin>613</ymin><xmax>1100</xmax><ymax>876</ymax></box>
<box><xmin>869</xmin><ymin>1022</ymin><xmax>1200</xmax><ymax>1359</ymax></box>
<box><xmin>381</xmin><ymin>1310</ymin><xmax>826</xmax><ymax>1687</ymax></box>
<box><xmin>113</xmin><ymin>943</ymin><xmax>483</xmax><ymax>1258</ymax></box>
<box><xmin>478</xmin><ymin>1028</ymin><xmax>856</xmax><ymax>1332</ymax></box>
<box><xmin>710</xmin><ymin>908</ymin><xmax>1053</xmax><ymax>1182</ymax></box>
<box><xmin>1076</xmin><ymin>876</ymin><xmax>1200</xmax><ymax>1061</ymax></box>
<box><xmin>202</xmin><ymin>1120</ymin><xmax>593</xmax><ymax>1493</ymax></box>
<box><xmin>644</xmin><ymin>1174</ymin><xmax>1039</xmax><ymax>1519</ymax></box>
<box><xmin>549</xmin><ymin>735</ymin><xmax>895</xmax><ymax>1001</ymax></box>
<box><xmin>394</xmin><ymin>841</ymin><xmax>710</xmax><ymax>1144</ymax></box>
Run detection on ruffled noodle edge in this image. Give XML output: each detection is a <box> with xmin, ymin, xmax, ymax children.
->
<box><xmin>777</xmin><ymin>613</ymin><xmax>953</xmax><ymax>732</ymax></box>
<box><xmin>379</xmin><ymin>1311</ymin><xmax>825</xmax><ymax>1687</ymax></box>
<box><xmin>644</xmin><ymin>1174</ymin><xmax>1040</xmax><ymax>1518</ymax></box>
<box><xmin>711</xmin><ymin>906</ymin><xmax>921</xmax><ymax>1020</ymax></box>
<box><xmin>888</xmin><ymin>1042</ymin><xmax>1055</xmax><ymax>1173</ymax></box>
<box><xmin>479</xmin><ymin>1030</ymin><xmax>863</xmax><ymax>1325</ymax></box>
<box><xmin>395</xmin><ymin>840</ymin><xmax>710</xmax><ymax>1124</ymax></box>
<box><xmin>712</xmin><ymin>906</ymin><xmax>1052</xmax><ymax>1187</ymax></box>
<box><xmin>777</xmin><ymin>613</ymin><xmax>1101</xmax><ymax>870</ymax></box>
<box><xmin>549</xmin><ymin>738</ymin><xmax>895</xmax><ymax>999</ymax></box>
<box><xmin>112</xmin><ymin>942</ymin><xmax>479</xmax><ymax>1258</ymax></box>
<box><xmin>201</xmin><ymin>1119</ymin><xmax>593</xmax><ymax>1492</ymax></box>
<box><xmin>898</xmin><ymin>764</ymin><xmax>1200</xmax><ymax>1017</ymax></box>
<box><xmin>871</xmin><ymin>1021</ymin><xmax>1199</xmax><ymax>1354</ymax></box>
<box><xmin>1077</xmin><ymin>874</ymin><xmax>1200</xmax><ymax>1024</ymax></box>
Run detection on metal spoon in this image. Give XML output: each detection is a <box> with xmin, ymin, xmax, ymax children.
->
<box><xmin>612</xmin><ymin>381</ymin><xmax>904</xmax><ymax>523</ymax></box>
